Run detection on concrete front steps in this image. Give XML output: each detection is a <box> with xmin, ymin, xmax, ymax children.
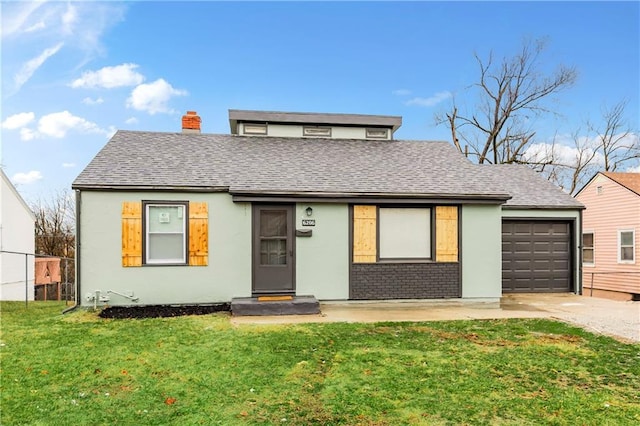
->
<box><xmin>231</xmin><ymin>295</ymin><xmax>320</xmax><ymax>316</ymax></box>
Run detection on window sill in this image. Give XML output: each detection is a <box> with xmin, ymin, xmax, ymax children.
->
<box><xmin>143</xmin><ymin>263</ymin><xmax>189</xmax><ymax>267</ymax></box>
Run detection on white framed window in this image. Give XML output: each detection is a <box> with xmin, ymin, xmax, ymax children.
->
<box><xmin>582</xmin><ymin>231</ymin><xmax>594</xmax><ymax>266</ymax></box>
<box><xmin>366</xmin><ymin>128</ymin><xmax>389</xmax><ymax>139</ymax></box>
<box><xmin>243</xmin><ymin>123</ymin><xmax>267</xmax><ymax>135</ymax></box>
<box><xmin>303</xmin><ymin>126</ymin><xmax>331</xmax><ymax>137</ymax></box>
<box><xmin>379</xmin><ymin>208</ymin><xmax>431</xmax><ymax>259</ymax></box>
<box><xmin>144</xmin><ymin>202</ymin><xmax>188</xmax><ymax>265</ymax></box>
<box><xmin>618</xmin><ymin>229</ymin><xmax>635</xmax><ymax>263</ymax></box>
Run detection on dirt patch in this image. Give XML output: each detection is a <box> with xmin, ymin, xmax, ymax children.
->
<box><xmin>99</xmin><ymin>303</ymin><xmax>230</xmax><ymax>319</ymax></box>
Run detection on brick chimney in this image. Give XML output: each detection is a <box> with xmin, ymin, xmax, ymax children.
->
<box><xmin>182</xmin><ymin>111</ymin><xmax>201</xmax><ymax>134</ymax></box>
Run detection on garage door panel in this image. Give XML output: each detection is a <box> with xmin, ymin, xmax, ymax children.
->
<box><xmin>502</xmin><ymin>220</ymin><xmax>571</xmax><ymax>293</ymax></box>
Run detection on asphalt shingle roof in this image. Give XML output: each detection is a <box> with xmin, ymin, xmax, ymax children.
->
<box><xmin>487</xmin><ymin>164</ymin><xmax>584</xmax><ymax>209</ymax></box>
<box><xmin>602</xmin><ymin>172</ymin><xmax>640</xmax><ymax>196</ymax></box>
<box><xmin>72</xmin><ymin>130</ymin><xmax>581</xmax><ymax>208</ymax></box>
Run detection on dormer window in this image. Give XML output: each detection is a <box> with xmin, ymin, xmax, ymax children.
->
<box><xmin>229</xmin><ymin>110</ymin><xmax>402</xmax><ymax>140</ymax></box>
<box><xmin>303</xmin><ymin>126</ymin><xmax>332</xmax><ymax>137</ymax></box>
<box><xmin>243</xmin><ymin>123</ymin><xmax>267</xmax><ymax>135</ymax></box>
<box><xmin>366</xmin><ymin>128</ymin><xmax>389</xmax><ymax>139</ymax></box>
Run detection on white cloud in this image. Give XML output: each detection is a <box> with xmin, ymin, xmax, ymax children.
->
<box><xmin>1</xmin><ymin>1</ymin><xmax>47</xmax><ymax>38</ymax></box>
<box><xmin>37</xmin><ymin>111</ymin><xmax>103</xmax><ymax>138</ymax></box>
<box><xmin>405</xmin><ymin>91</ymin><xmax>452</xmax><ymax>107</ymax></box>
<box><xmin>106</xmin><ymin>126</ymin><xmax>117</xmax><ymax>139</ymax></box>
<box><xmin>24</xmin><ymin>21</ymin><xmax>46</xmax><ymax>33</ymax></box>
<box><xmin>14</xmin><ymin>42</ymin><xmax>64</xmax><ymax>90</ymax></box>
<box><xmin>62</xmin><ymin>163</ymin><xmax>76</xmax><ymax>168</ymax></box>
<box><xmin>70</xmin><ymin>63</ymin><xmax>144</xmax><ymax>89</ymax></box>
<box><xmin>126</xmin><ymin>79</ymin><xmax>187</xmax><ymax>115</ymax></box>
<box><xmin>125</xmin><ymin>117</ymin><xmax>138</xmax><ymax>125</ymax></box>
<box><xmin>82</xmin><ymin>96</ymin><xmax>104</xmax><ymax>105</ymax></box>
<box><xmin>1</xmin><ymin>112</ymin><xmax>35</xmax><ymax>129</ymax></box>
<box><xmin>392</xmin><ymin>89</ymin><xmax>411</xmax><ymax>96</ymax></box>
<box><xmin>20</xmin><ymin>128</ymin><xmax>38</xmax><ymax>141</ymax></box>
<box><xmin>12</xmin><ymin>170</ymin><xmax>43</xmax><ymax>185</ymax></box>
<box><xmin>61</xmin><ymin>3</ymin><xmax>77</xmax><ymax>35</ymax></box>
<box><xmin>524</xmin><ymin>142</ymin><xmax>601</xmax><ymax>167</ymax></box>
<box><xmin>626</xmin><ymin>164</ymin><xmax>640</xmax><ymax>173</ymax></box>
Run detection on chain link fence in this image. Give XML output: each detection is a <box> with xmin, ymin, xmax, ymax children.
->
<box><xmin>0</xmin><ymin>250</ymin><xmax>75</xmax><ymax>307</ymax></box>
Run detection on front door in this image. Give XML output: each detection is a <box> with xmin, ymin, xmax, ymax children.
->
<box><xmin>252</xmin><ymin>205</ymin><xmax>295</xmax><ymax>294</ymax></box>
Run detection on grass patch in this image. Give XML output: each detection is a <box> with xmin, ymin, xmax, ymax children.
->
<box><xmin>1</xmin><ymin>301</ymin><xmax>639</xmax><ymax>425</ymax></box>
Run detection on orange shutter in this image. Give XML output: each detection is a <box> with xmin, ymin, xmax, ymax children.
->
<box><xmin>189</xmin><ymin>202</ymin><xmax>208</xmax><ymax>266</ymax></box>
<box><xmin>122</xmin><ymin>202</ymin><xmax>142</xmax><ymax>267</ymax></box>
<box><xmin>436</xmin><ymin>206</ymin><xmax>458</xmax><ymax>262</ymax></box>
<box><xmin>353</xmin><ymin>205</ymin><xmax>377</xmax><ymax>263</ymax></box>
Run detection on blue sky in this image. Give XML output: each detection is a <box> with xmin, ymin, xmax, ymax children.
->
<box><xmin>2</xmin><ymin>1</ymin><xmax>639</xmax><ymax>203</ymax></box>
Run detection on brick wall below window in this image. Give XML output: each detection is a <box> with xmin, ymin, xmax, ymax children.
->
<box><xmin>350</xmin><ymin>262</ymin><xmax>460</xmax><ymax>300</ymax></box>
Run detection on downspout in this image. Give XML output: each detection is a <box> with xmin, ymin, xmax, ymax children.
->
<box><xmin>62</xmin><ymin>189</ymin><xmax>81</xmax><ymax>314</ymax></box>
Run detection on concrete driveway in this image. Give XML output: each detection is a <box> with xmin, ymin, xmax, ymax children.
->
<box><xmin>231</xmin><ymin>293</ymin><xmax>640</xmax><ymax>343</ymax></box>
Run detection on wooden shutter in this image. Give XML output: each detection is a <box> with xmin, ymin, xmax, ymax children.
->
<box><xmin>436</xmin><ymin>206</ymin><xmax>458</xmax><ymax>262</ymax></box>
<box><xmin>122</xmin><ymin>202</ymin><xmax>142</xmax><ymax>267</ymax></box>
<box><xmin>188</xmin><ymin>202</ymin><xmax>208</xmax><ymax>266</ymax></box>
<box><xmin>353</xmin><ymin>205</ymin><xmax>377</xmax><ymax>263</ymax></box>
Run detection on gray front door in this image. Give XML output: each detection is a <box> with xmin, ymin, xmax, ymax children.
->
<box><xmin>252</xmin><ymin>205</ymin><xmax>295</xmax><ymax>294</ymax></box>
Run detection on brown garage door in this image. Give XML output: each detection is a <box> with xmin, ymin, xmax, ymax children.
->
<box><xmin>502</xmin><ymin>221</ymin><xmax>571</xmax><ymax>293</ymax></box>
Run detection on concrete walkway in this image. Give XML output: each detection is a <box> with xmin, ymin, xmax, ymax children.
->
<box><xmin>231</xmin><ymin>293</ymin><xmax>640</xmax><ymax>343</ymax></box>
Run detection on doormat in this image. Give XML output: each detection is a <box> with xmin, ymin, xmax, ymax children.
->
<box><xmin>257</xmin><ymin>295</ymin><xmax>294</xmax><ymax>302</ymax></box>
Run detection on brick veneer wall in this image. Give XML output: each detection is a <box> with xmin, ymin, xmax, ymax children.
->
<box><xmin>350</xmin><ymin>262</ymin><xmax>460</xmax><ymax>299</ymax></box>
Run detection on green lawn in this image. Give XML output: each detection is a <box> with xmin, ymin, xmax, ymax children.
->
<box><xmin>1</xmin><ymin>302</ymin><xmax>639</xmax><ymax>425</ymax></box>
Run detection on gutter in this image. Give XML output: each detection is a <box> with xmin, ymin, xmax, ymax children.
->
<box><xmin>502</xmin><ymin>204</ymin><xmax>586</xmax><ymax>210</ymax></box>
<box><xmin>231</xmin><ymin>191</ymin><xmax>512</xmax><ymax>204</ymax></box>
<box><xmin>71</xmin><ymin>185</ymin><xmax>230</xmax><ymax>192</ymax></box>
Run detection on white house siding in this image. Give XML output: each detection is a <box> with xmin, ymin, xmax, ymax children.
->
<box><xmin>501</xmin><ymin>208</ymin><xmax>582</xmax><ymax>294</ymax></box>
<box><xmin>0</xmin><ymin>172</ymin><xmax>35</xmax><ymax>301</ymax></box>
<box><xmin>78</xmin><ymin>191</ymin><xmax>252</xmax><ymax>306</ymax></box>
<box><xmin>461</xmin><ymin>205</ymin><xmax>503</xmax><ymax>299</ymax></box>
<box><xmin>295</xmin><ymin>203</ymin><xmax>349</xmax><ymax>300</ymax></box>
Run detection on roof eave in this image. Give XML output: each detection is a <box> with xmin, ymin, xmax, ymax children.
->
<box><xmin>228</xmin><ymin>109</ymin><xmax>403</xmax><ymax>133</ymax></box>
<box><xmin>71</xmin><ymin>184</ymin><xmax>230</xmax><ymax>192</ymax></box>
<box><xmin>230</xmin><ymin>190</ymin><xmax>511</xmax><ymax>204</ymax></box>
<box><xmin>502</xmin><ymin>204</ymin><xmax>586</xmax><ymax>210</ymax></box>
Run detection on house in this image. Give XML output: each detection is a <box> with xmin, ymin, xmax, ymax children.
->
<box><xmin>575</xmin><ymin>172</ymin><xmax>640</xmax><ymax>300</ymax></box>
<box><xmin>72</xmin><ymin>110</ymin><xmax>584</xmax><ymax>311</ymax></box>
<box><xmin>34</xmin><ymin>257</ymin><xmax>62</xmax><ymax>301</ymax></box>
<box><xmin>1</xmin><ymin>169</ymin><xmax>36</xmax><ymax>301</ymax></box>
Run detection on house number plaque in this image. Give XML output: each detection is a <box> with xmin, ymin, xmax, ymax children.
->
<box><xmin>302</xmin><ymin>219</ymin><xmax>315</xmax><ymax>226</ymax></box>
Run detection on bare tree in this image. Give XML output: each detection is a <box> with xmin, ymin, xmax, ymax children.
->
<box><xmin>31</xmin><ymin>189</ymin><xmax>76</xmax><ymax>299</ymax></box>
<box><xmin>32</xmin><ymin>189</ymin><xmax>75</xmax><ymax>258</ymax></box>
<box><xmin>527</xmin><ymin>99</ymin><xmax>639</xmax><ymax>193</ymax></box>
<box><xmin>589</xmin><ymin>99</ymin><xmax>639</xmax><ymax>172</ymax></box>
<box><xmin>527</xmin><ymin>130</ymin><xmax>601</xmax><ymax>194</ymax></box>
<box><xmin>437</xmin><ymin>38</ymin><xmax>578</xmax><ymax>164</ymax></box>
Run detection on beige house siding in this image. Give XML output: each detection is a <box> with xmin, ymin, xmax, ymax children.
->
<box><xmin>577</xmin><ymin>174</ymin><xmax>640</xmax><ymax>296</ymax></box>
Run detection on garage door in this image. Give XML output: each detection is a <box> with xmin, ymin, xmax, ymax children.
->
<box><xmin>502</xmin><ymin>221</ymin><xmax>571</xmax><ymax>292</ymax></box>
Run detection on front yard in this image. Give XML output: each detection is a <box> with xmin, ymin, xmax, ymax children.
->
<box><xmin>1</xmin><ymin>302</ymin><xmax>639</xmax><ymax>425</ymax></box>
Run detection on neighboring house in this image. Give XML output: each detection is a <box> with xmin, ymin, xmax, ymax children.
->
<box><xmin>35</xmin><ymin>257</ymin><xmax>62</xmax><ymax>300</ymax></box>
<box><xmin>575</xmin><ymin>172</ymin><xmax>640</xmax><ymax>300</ymax></box>
<box><xmin>0</xmin><ymin>169</ymin><xmax>36</xmax><ymax>301</ymax></box>
<box><xmin>72</xmin><ymin>110</ymin><xmax>584</xmax><ymax>309</ymax></box>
